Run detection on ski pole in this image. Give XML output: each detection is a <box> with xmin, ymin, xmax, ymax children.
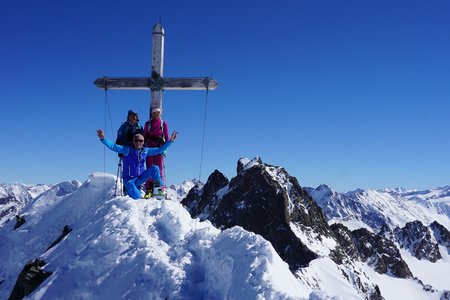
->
<box><xmin>114</xmin><ymin>157</ymin><xmax>122</xmax><ymax>196</ymax></box>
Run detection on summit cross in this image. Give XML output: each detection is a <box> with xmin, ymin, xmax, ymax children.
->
<box><xmin>94</xmin><ymin>23</ymin><xmax>219</xmax><ymax>119</ymax></box>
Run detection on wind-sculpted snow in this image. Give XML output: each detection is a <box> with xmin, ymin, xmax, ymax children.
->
<box><xmin>0</xmin><ymin>173</ymin><xmax>308</xmax><ymax>300</ymax></box>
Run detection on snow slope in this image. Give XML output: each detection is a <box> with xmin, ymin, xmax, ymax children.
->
<box><xmin>0</xmin><ymin>174</ymin><xmax>309</xmax><ymax>299</ymax></box>
<box><xmin>1</xmin><ymin>173</ymin><xmax>448</xmax><ymax>299</ymax></box>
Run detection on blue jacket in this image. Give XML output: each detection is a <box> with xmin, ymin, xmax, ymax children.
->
<box><xmin>116</xmin><ymin>121</ymin><xmax>144</xmax><ymax>146</ymax></box>
<box><xmin>101</xmin><ymin>138</ymin><xmax>173</xmax><ymax>182</ymax></box>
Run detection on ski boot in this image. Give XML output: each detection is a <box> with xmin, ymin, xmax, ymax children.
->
<box><xmin>153</xmin><ymin>181</ymin><xmax>166</xmax><ymax>200</ymax></box>
<box><xmin>138</xmin><ymin>185</ymin><xmax>146</xmax><ymax>199</ymax></box>
<box><xmin>143</xmin><ymin>182</ymin><xmax>154</xmax><ymax>199</ymax></box>
<box><xmin>143</xmin><ymin>189</ymin><xmax>152</xmax><ymax>199</ymax></box>
<box><xmin>154</xmin><ymin>188</ymin><xmax>166</xmax><ymax>200</ymax></box>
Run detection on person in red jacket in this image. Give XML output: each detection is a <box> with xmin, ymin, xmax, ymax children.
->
<box><xmin>143</xmin><ymin>107</ymin><xmax>169</xmax><ymax>197</ymax></box>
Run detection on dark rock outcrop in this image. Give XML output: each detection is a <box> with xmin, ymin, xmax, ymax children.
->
<box><xmin>182</xmin><ymin>158</ymin><xmax>322</xmax><ymax>271</ymax></box>
<box><xmin>8</xmin><ymin>258</ymin><xmax>52</xmax><ymax>300</ymax></box>
<box><xmin>430</xmin><ymin>221</ymin><xmax>450</xmax><ymax>252</ymax></box>
<box><xmin>352</xmin><ymin>228</ymin><xmax>413</xmax><ymax>278</ymax></box>
<box><xmin>45</xmin><ymin>225</ymin><xmax>72</xmax><ymax>252</ymax></box>
<box><xmin>13</xmin><ymin>216</ymin><xmax>26</xmax><ymax>230</ymax></box>
<box><xmin>329</xmin><ymin>223</ymin><xmax>359</xmax><ymax>264</ymax></box>
<box><xmin>183</xmin><ymin>170</ymin><xmax>229</xmax><ymax>218</ymax></box>
<box><xmin>394</xmin><ymin>220</ymin><xmax>442</xmax><ymax>262</ymax></box>
<box><xmin>330</xmin><ymin>223</ymin><xmax>414</xmax><ymax>280</ymax></box>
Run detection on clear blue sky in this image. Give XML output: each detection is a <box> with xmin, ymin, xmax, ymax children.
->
<box><xmin>1</xmin><ymin>0</ymin><xmax>449</xmax><ymax>192</ymax></box>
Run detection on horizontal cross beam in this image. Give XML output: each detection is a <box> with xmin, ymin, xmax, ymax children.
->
<box><xmin>93</xmin><ymin>77</ymin><xmax>219</xmax><ymax>91</ymax></box>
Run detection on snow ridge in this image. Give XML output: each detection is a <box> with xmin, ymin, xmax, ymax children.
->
<box><xmin>0</xmin><ymin>174</ymin><xmax>305</xmax><ymax>300</ymax></box>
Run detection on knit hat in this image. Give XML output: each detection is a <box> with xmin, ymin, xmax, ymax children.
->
<box><xmin>128</xmin><ymin>109</ymin><xmax>138</xmax><ymax>116</ymax></box>
<box><xmin>152</xmin><ymin>107</ymin><xmax>162</xmax><ymax>113</ymax></box>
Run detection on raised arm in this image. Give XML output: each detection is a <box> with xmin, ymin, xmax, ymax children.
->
<box><xmin>145</xmin><ymin>131</ymin><xmax>178</xmax><ymax>156</ymax></box>
<box><xmin>97</xmin><ymin>129</ymin><xmax>129</xmax><ymax>155</ymax></box>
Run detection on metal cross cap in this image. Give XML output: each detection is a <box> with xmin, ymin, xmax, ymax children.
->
<box><xmin>93</xmin><ymin>23</ymin><xmax>219</xmax><ymax>119</ymax></box>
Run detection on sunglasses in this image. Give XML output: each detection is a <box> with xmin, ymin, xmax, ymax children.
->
<box><xmin>134</xmin><ymin>139</ymin><xmax>144</xmax><ymax>143</ymax></box>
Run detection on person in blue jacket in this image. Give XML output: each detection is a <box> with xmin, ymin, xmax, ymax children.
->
<box><xmin>116</xmin><ymin>109</ymin><xmax>144</xmax><ymax>147</ymax></box>
<box><xmin>97</xmin><ymin>129</ymin><xmax>178</xmax><ymax>199</ymax></box>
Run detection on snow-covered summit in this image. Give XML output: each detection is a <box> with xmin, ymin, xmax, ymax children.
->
<box><xmin>1</xmin><ymin>161</ymin><xmax>449</xmax><ymax>299</ymax></box>
<box><xmin>0</xmin><ymin>173</ymin><xmax>307</xmax><ymax>300</ymax></box>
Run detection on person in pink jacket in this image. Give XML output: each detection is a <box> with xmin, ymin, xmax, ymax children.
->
<box><xmin>143</xmin><ymin>107</ymin><xmax>169</xmax><ymax>196</ymax></box>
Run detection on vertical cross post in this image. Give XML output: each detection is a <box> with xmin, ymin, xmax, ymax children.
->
<box><xmin>150</xmin><ymin>23</ymin><xmax>164</xmax><ymax>119</ymax></box>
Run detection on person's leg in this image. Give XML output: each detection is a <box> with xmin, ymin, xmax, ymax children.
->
<box><xmin>125</xmin><ymin>178</ymin><xmax>141</xmax><ymax>200</ymax></box>
<box><xmin>145</xmin><ymin>156</ymin><xmax>156</xmax><ymax>190</ymax></box>
<box><xmin>135</xmin><ymin>166</ymin><xmax>161</xmax><ymax>187</ymax></box>
<box><xmin>154</xmin><ymin>154</ymin><xmax>165</xmax><ymax>189</ymax></box>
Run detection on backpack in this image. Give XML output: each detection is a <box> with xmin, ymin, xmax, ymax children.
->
<box><xmin>145</xmin><ymin>119</ymin><xmax>166</xmax><ymax>147</ymax></box>
<box><xmin>116</xmin><ymin>122</ymin><xmax>143</xmax><ymax>146</ymax></box>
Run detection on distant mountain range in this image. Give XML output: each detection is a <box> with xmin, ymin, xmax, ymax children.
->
<box><xmin>1</xmin><ymin>160</ymin><xmax>449</xmax><ymax>299</ymax></box>
<box><xmin>0</xmin><ymin>182</ymin><xmax>52</xmax><ymax>227</ymax></box>
<box><xmin>304</xmin><ymin>184</ymin><xmax>450</xmax><ymax>231</ymax></box>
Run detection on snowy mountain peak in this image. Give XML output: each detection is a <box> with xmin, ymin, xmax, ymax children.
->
<box><xmin>0</xmin><ymin>173</ymin><xmax>309</xmax><ymax>300</ymax></box>
<box><xmin>237</xmin><ymin>156</ymin><xmax>262</xmax><ymax>174</ymax></box>
<box><xmin>1</xmin><ymin>164</ymin><xmax>449</xmax><ymax>299</ymax></box>
<box><xmin>309</xmin><ymin>184</ymin><xmax>450</xmax><ymax>231</ymax></box>
<box><xmin>304</xmin><ymin>184</ymin><xmax>334</xmax><ymax>202</ymax></box>
<box><xmin>381</xmin><ymin>187</ymin><xmax>411</xmax><ymax>194</ymax></box>
<box><xmin>0</xmin><ymin>182</ymin><xmax>52</xmax><ymax>227</ymax></box>
<box><xmin>394</xmin><ymin>220</ymin><xmax>443</xmax><ymax>263</ymax></box>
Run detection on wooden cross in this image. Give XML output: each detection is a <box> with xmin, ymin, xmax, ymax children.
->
<box><xmin>94</xmin><ymin>23</ymin><xmax>219</xmax><ymax>119</ymax></box>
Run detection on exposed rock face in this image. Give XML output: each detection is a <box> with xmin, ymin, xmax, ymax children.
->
<box><xmin>183</xmin><ymin>170</ymin><xmax>229</xmax><ymax>218</ymax></box>
<box><xmin>430</xmin><ymin>221</ymin><xmax>450</xmax><ymax>251</ymax></box>
<box><xmin>394</xmin><ymin>220</ymin><xmax>442</xmax><ymax>263</ymax></box>
<box><xmin>45</xmin><ymin>225</ymin><xmax>73</xmax><ymax>252</ymax></box>
<box><xmin>8</xmin><ymin>258</ymin><xmax>52</xmax><ymax>300</ymax></box>
<box><xmin>182</xmin><ymin>157</ymin><xmax>323</xmax><ymax>271</ymax></box>
<box><xmin>352</xmin><ymin>228</ymin><xmax>413</xmax><ymax>278</ymax></box>
<box><xmin>13</xmin><ymin>216</ymin><xmax>26</xmax><ymax>230</ymax></box>
<box><xmin>329</xmin><ymin>223</ymin><xmax>359</xmax><ymax>264</ymax></box>
<box><xmin>183</xmin><ymin>158</ymin><xmax>387</xmax><ymax>299</ymax></box>
<box><xmin>181</xmin><ymin>158</ymin><xmax>450</xmax><ymax>299</ymax></box>
<box><xmin>330</xmin><ymin>224</ymin><xmax>412</xmax><ymax>278</ymax></box>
